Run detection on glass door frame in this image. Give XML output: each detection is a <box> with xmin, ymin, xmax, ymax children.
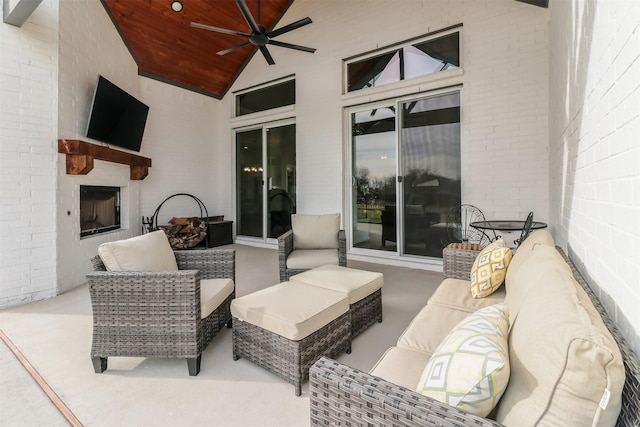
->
<box><xmin>234</xmin><ymin>117</ymin><xmax>296</xmax><ymax>245</ymax></box>
<box><xmin>345</xmin><ymin>87</ymin><xmax>462</xmax><ymax>261</ymax></box>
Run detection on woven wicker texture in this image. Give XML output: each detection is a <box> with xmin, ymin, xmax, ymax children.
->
<box><xmin>443</xmin><ymin>245</ymin><xmax>483</xmax><ymax>281</ymax></box>
<box><xmin>350</xmin><ymin>288</ymin><xmax>383</xmax><ymax>338</ymax></box>
<box><xmin>87</xmin><ymin>248</ymin><xmax>235</xmax><ymax>376</ymax></box>
<box><xmin>277</xmin><ymin>229</ymin><xmax>347</xmax><ymax>282</ymax></box>
<box><xmin>310</xmin><ymin>247</ymin><xmax>640</xmax><ymax>426</ymax></box>
<box><xmin>233</xmin><ymin>311</ymin><xmax>351</xmax><ymax>396</ymax></box>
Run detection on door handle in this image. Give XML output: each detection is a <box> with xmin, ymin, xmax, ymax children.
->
<box><xmin>397</xmin><ymin>176</ymin><xmax>403</xmax><ymax>183</ymax></box>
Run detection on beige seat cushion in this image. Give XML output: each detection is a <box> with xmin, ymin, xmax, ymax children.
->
<box><xmin>98</xmin><ymin>230</ymin><xmax>178</xmax><ymax>271</ymax></box>
<box><xmin>230</xmin><ymin>281</ymin><xmax>349</xmax><ymax>341</ymax></box>
<box><xmin>496</xmin><ymin>253</ymin><xmax>625</xmax><ymax>427</ymax></box>
<box><xmin>291</xmin><ymin>213</ymin><xmax>340</xmax><ymax>249</ymax></box>
<box><xmin>289</xmin><ymin>265</ymin><xmax>383</xmax><ymax>304</ymax></box>
<box><xmin>429</xmin><ymin>278</ymin><xmax>506</xmax><ymax>313</ymax></box>
<box><xmin>369</xmin><ymin>346</ymin><xmax>432</xmax><ymax>391</ymax></box>
<box><xmin>285</xmin><ymin>249</ymin><xmax>339</xmax><ymax>270</ymax></box>
<box><xmin>201</xmin><ymin>278</ymin><xmax>234</xmax><ymax>319</ymax></box>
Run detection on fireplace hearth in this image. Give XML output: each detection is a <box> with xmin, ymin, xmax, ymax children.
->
<box><xmin>80</xmin><ymin>185</ymin><xmax>121</xmax><ymax>237</ymax></box>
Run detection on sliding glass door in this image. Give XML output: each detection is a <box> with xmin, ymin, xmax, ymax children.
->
<box><xmin>236</xmin><ymin>121</ymin><xmax>296</xmax><ymax>240</ymax></box>
<box><xmin>350</xmin><ymin>91</ymin><xmax>461</xmax><ymax>258</ymax></box>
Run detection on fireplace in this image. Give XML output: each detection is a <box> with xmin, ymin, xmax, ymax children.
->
<box><xmin>80</xmin><ymin>185</ymin><xmax>121</xmax><ymax>237</ymax></box>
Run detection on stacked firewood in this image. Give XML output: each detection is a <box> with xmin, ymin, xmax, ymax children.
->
<box><xmin>159</xmin><ymin>217</ymin><xmax>207</xmax><ymax>249</ymax></box>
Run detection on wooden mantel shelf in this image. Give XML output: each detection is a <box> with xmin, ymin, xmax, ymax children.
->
<box><xmin>58</xmin><ymin>139</ymin><xmax>152</xmax><ymax>180</ymax></box>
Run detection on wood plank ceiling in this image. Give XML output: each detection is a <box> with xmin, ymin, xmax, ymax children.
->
<box><xmin>102</xmin><ymin>0</ymin><xmax>293</xmax><ymax>99</ymax></box>
<box><xmin>102</xmin><ymin>0</ymin><xmax>548</xmax><ymax>100</ymax></box>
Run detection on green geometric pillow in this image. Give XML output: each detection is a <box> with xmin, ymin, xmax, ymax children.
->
<box><xmin>416</xmin><ymin>303</ymin><xmax>510</xmax><ymax>417</ymax></box>
<box><xmin>470</xmin><ymin>239</ymin><xmax>513</xmax><ymax>298</ymax></box>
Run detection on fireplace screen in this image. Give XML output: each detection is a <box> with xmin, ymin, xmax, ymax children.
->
<box><xmin>80</xmin><ymin>185</ymin><xmax>121</xmax><ymax>237</ymax></box>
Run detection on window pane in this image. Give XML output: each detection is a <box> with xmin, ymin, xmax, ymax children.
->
<box><xmin>236</xmin><ymin>129</ymin><xmax>264</xmax><ymax>237</ymax></box>
<box><xmin>236</xmin><ymin>80</ymin><xmax>295</xmax><ymax>116</ymax></box>
<box><xmin>346</xmin><ymin>31</ymin><xmax>459</xmax><ymax>93</ymax></box>
<box><xmin>267</xmin><ymin>124</ymin><xmax>296</xmax><ymax>239</ymax></box>
<box><xmin>352</xmin><ymin>107</ymin><xmax>397</xmax><ymax>252</ymax></box>
<box><xmin>400</xmin><ymin>92</ymin><xmax>461</xmax><ymax>257</ymax></box>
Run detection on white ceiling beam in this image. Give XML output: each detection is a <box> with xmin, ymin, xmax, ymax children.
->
<box><xmin>3</xmin><ymin>0</ymin><xmax>43</xmax><ymax>27</ymax></box>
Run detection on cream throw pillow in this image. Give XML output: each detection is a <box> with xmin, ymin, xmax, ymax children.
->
<box><xmin>416</xmin><ymin>303</ymin><xmax>510</xmax><ymax>417</ymax></box>
<box><xmin>470</xmin><ymin>238</ymin><xmax>512</xmax><ymax>298</ymax></box>
<box><xmin>98</xmin><ymin>230</ymin><xmax>178</xmax><ymax>271</ymax></box>
<box><xmin>291</xmin><ymin>213</ymin><xmax>340</xmax><ymax>249</ymax></box>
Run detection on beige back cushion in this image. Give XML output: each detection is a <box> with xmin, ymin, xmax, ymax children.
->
<box><xmin>505</xmin><ymin>229</ymin><xmax>555</xmax><ymax>286</ymax></box>
<box><xmin>291</xmin><ymin>213</ymin><xmax>340</xmax><ymax>249</ymax></box>
<box><xmin>98</xmin><ymin>230</ymin><xmax>178</xmax><ymax>271</ymax></box>
<box><xmin>497</xmin><ymin>247</ymin><xmax>624</xmax><ymax>427</ymax></box>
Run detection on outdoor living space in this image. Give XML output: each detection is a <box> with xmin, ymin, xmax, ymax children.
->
<box><xmin>1</xmin><ymin>0</ymin><xmax>640</xmax><ymax>426</ymax></box>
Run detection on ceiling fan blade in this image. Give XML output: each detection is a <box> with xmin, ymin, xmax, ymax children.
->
<box><xmin>236</xmin><ymin>0</ymin><xmax>261</xmax><ymax>34</ymax></box>
<box><xmin>191</xmin><ymin>22</ymin><xmax>250</xmax><ymax>38</ymax></box>
<box><xmin>259</xmin><ymin>46</ymin><xmax>275</xmax><ymax>65</ymax></box>
<box><xmin>268</xmin><ymin>39</ymin><xmax>316</xmax><ymax>53</ymax></box>
<box><xmin>217</xmin><ymin>41</ymin><xmax>252</xmax><ymax>55</ymax></box>
<box><xmin>267</xmin><ymin>17</ymin><xmax>312</xmax><ymax>38</ymax></box>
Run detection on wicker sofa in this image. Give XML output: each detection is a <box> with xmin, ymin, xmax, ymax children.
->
<box><xmin>310</xmin><ymin>230</ymin><xmax>640</xmax><ymax>426</ymax></box>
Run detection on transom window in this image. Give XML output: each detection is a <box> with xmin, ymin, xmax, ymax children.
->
<box><xmin>345</xmin><ymin>27</ymin><xmax>460</xmax><ymax>93</ymax></box>
<box><xmin>235</xmin><ymin>77</ymin><xmax>295</xmax><ymax>117</ymax></box>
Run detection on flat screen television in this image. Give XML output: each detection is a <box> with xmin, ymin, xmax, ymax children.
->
<box><xmin>85</xmin><ymin>75</ymin><xmax>149</xmax><ymax>152</ymax></box>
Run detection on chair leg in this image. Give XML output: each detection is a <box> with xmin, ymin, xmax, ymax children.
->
<box><xmin>187</xmin><ymin>355</ymin><xmax>201</xmax><ymax>376</ymax></box>
<box><xmin>92</xmin><ymin>357</ymin><xmax>107</xmax><ymax>373</ymax></box>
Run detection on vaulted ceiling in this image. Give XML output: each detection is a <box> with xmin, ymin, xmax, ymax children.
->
<box><xmin>101</xmin><ymin>0</ymin><xmax>294</xmax><ymax>99</ymax></box>
<box><xmin>101</xmin><ymin>0</ymin><xmax>548</xmax><ymax>100</ymax></box>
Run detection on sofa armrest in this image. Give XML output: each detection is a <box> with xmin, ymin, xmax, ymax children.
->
<box><xmin>174</xmin><ymin>249</ymin><xmax>235</xmax><ymax>281</ymax></box>
<box><xmin>310</xmin><ymin>357</ymin><xmax>503</xmax><ymax>427</ymax></box>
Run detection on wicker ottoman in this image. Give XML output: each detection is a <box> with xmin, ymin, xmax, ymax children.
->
<box><xmin>290</xmin><ymin>265</ymin><xmax>383</xmax><ymax>338</ymax></box>
<box><xmin>231</xmin><ymin>281</ymin><xmax>351</xmax><ymax>396</ymax></box>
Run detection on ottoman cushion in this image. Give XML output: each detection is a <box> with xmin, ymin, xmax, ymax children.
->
<box><xmin>290</xmin><ymin>265</ymin><xmax>383</xmax><ymax>304</ymax></box>
<box><xmin>231</xmin><ymin>282</ymin><xmax>349</xmax><ymax>341</ymax></box>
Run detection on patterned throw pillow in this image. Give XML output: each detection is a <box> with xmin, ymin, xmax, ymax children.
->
<box><xmin>416</xmin><ymin>303</ymin><xmax>510</xmax><ymax>417</ymax></box>
<box><xmin>470</xmin><ymin>238</ymin><xmax>513</xmax><ymax>298</ymax></box>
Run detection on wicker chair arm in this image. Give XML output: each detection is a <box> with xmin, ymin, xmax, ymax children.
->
<box><xmin>338</xmin><ymin>229</ymin><xmax>347</xmax><ymax>267</ymax></box>
<box><xmin>310</xmin><ymin>357</ymin><xmax>503</xmax><ymax>427</ymax></box>
<box><xmin>277</xmin><ymin>230</ymin><xmax>294</xmax><ymax>282</ymax></box>
<box><xmin>87</xmin><ymin>269</ymin><xmax>202</xmax><ymax>317</ymax></box>
<box><xmin>87</xmin><ymin>269</ymin><xmax>201</xmax><ymax>291</ymax></box>
<box><xmin>174</xmin><ymin>249</ymin><xmax>235</xmax><ymax>281</ymax></box>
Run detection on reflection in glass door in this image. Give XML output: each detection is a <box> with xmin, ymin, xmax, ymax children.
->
<box><xmin>351</xmin><ymin>106</ymin><xmax>397</xmax><ymax>252</ymax></box>
<box><xmin>400</xmin><ymin>92</ymin><xmax>461</xmax><ymax>257</ymax></box>
<box><xmin>349</xmin><ymin>91</ymin><xmax>461</xmax><ymax>258</ymax></box>
<box><xmin>267</xmin><ymin>124</ymin><xmax>296</xmax><ymax>238</ymax></box>
<box><xmin>236</xmin><ymin>128</ymin><xmax>263</xmax><ymax>238</ymax></box>
<box><xmin>236</xmin><ymin>122</ymin><xmax>296</xmax><ymax>240</ymax></box>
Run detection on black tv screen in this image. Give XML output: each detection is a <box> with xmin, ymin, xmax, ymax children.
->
<box><xmin>86</xmin><ymin>75</ymin><xmax>149</xmax><ymax>152</ymax></box>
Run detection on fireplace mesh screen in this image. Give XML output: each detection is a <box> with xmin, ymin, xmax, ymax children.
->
<box><xmin>80</xmin><ymin>185</ymin><xmax>121</xmax><ymax>237</ymax></box>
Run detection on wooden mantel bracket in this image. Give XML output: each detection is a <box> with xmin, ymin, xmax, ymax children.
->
<box><xmin>57</xmin><ymin>139</ymin><xmax>152</xmax><ymax>180</ymax></box>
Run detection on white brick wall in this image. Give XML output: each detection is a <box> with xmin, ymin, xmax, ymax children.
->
<box><xmin>219</xmin><ymin>0</ymin><xmax>550</xmax><ymax>228</ymax></box>
<box><xmin>549</xmin><ymin>0</ymin><xmax>640</xmax><ymax>351</ymax></box>
<box><xmin>0</xmin><ymin>0</ymin><xmax>58</xmax><ymax>307</ymax></box>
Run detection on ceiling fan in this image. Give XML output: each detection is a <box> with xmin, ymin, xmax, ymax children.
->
<box><xmin>191</xmin><ymin>0</ymin><xmax>316</xmax><ymax>65</ymax></box>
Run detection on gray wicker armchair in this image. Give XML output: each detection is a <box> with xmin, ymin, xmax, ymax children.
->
<box><xmin>278</xmin><ymin>229</ymin><xmax>347</xmax><ymax>282</ymax></box>
<box><xmin>87</xmin><ymin>248</ymin><xmax>235</xmax><ymax>376</ymax></box>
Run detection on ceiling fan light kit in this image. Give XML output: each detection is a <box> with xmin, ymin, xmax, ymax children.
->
<box><xmin>170</xmin><ymin>1</ymin><xmax>183</xmax><ymax>13</ymax></box>
<box><xmin>191</xmin><ymin>0</ymin><xmax>315</xmax><ymax>65</ymax></box>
